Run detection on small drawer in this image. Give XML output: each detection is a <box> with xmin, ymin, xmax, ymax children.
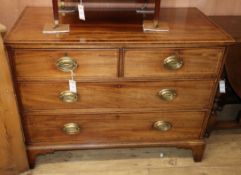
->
<box><xmin>18</xmin><ymin>80</ymin><xmax>214</xmax><ymax>111</ymax></box>
<box><xmin>23</xmin><ymin>111</ymin><xmax>205</xmax><ymax>145</ymax></box>
<box><xmin>14</xmin><ymin>49</ymin><xmax>118</xmax><ymax>80</ymax></box>
<box><xmin>124</xmin><ymin>48</ymin><xmax>224</xmax><ymax>78</ymax></box>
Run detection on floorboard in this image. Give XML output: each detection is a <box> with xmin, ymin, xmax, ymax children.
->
<box><xmin>21</xmin><ymin>129</ymin><xmax>241</xmax><ymax>175</ymax></box>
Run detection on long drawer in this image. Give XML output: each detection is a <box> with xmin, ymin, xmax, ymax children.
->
<box><xmin>124</xmin><ymin>48</ymin><xmax>224</xmax><ymax>78</ymax></box>
<box><xmin>18</xmin><ymin>81</ymin><xmax>214</xmax><ymax>111</ymax></box>
<box><xmin>14</xmin><ymin>49</ymin><xmax>118</xmax><ymax>80</ymax></box>
<box><xmin>23</xmin><ymin>111</ymin><xmax>205</xmax><ymax>145</ymax></box>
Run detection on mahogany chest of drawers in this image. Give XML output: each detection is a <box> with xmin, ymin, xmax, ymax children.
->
<box><xmin>5</xmin><ymin>7</ymin><xmax>233</xmax><ymax>167</ymax></box>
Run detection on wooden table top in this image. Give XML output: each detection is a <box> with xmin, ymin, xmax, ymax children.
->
<box><xmin>210</xmin><ymin>16</ymin><xmax>241</xmax><ymax>42</ymax></box>
<box><xmin>210</xmin><ymin>16</ymin><xmax>241</xmax><ymax>98</ymax></box>
<box><xmin>5</xmin><ymin>7</ymin><xmax>233</xmax><ymax>47</ymax></box>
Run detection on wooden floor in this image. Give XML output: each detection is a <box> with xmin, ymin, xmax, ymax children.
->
<box><xmin>21</xmin><ymin>129</ymin><xmax>241</xmax><ymax>175</ymax></box>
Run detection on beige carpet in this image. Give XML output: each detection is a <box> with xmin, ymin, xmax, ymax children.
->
<box><xmin>21</xmin><ymin>129</ymin><xmax>241</xmax><ymax>175</ymax></box>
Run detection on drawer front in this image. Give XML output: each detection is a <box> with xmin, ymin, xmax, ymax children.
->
<box><xmin>14</xmin><ymin>49</ymin><xmax>118</xmax><ymax>80</ymax></box>
<box><xmin>124</xmin><ymin>48</ymin><xmax>224</xmax><ymax>78</ymax></box>
<box><xmin>19</xmin><ymin>81</ymin><xmax>214</xmax><ymax>111</ymax></box>
<box><xmin>23</xmin><ymin>112</ymin><xmax>205</xmax><ymax>145</ymax></box>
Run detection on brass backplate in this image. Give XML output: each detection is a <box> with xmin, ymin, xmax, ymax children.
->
<box><xmin>43</xmin><ymin>24</ymin><xmax>70</xmax><ymax>34</ymax></box>
<box><xmin>143</xmin><ymin>20</ymin><xmax>169</xmax><ymax>32</ymax></box>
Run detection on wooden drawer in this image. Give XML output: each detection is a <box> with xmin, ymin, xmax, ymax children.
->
<box><xmin>124</xmin><ymin>48</ymin><xmax>224</xmax><ymax>78</ymax></box>
<box><xmin>23</xmin><ymin>112</ymin><xmax>205</xmax><ymax>145</ymax></box>
<box><xmin>14</xmin><ymin>49</ymin><xmax>118</xmax><ymax>80</ymax></box>
<box><xmin>18</xmin><ymin>81</ymin><xmax>214</xmax><ymax>111</ymax></box>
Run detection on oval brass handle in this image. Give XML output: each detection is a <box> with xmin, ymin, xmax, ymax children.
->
<box><xmin>56</xmin><ymin>56</ymin><xmax>78</xmax><ymax>72</ymax></box>
<box><xmin>59</xmin><ymin>91</ymin><xmax>78</xmax><ymax>103</ymax></box>
<box><xmin>63</xmin><ymin>123</ymin><xmax>81</xmax><ymax>135</ymax></box>
<box><xmin>153</xmin><ymin>121</ymin><xmax>172</xmax><ymax>132</ymax></box>
<box><xmin>164</xmin><ymin>55</ymin><xmax>183</xmax><ymax>70</ymax></box>
<box><xmin>158</xmin><ymin>89</ymin><xmax>177</xmax><ymax>102</ymax></box>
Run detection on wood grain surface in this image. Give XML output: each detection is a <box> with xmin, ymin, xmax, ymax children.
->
<box><xmin>4</xmin><ymin>7</ymin><xmax>232</xmax><ymax>167</ymax></box>
<box><xmin>210</xmin><ymin>16</ymin><xmax>241</xmax><ymax>42</ymax></box>
<box><xmin>14</xmin><ymin>49</ymin><xmax>118</xmax><ymax>80</ymax></box>
<box><xmin>0</xmin><ymin>27</ymin><xmax>28</xmax><ymax>174</ymax></box>
<box><xmin>23</xmin><ymin>111</ymin><xmax>205</xmax><ymax>145</ymax></box>
<box><xmin>210</xmin><ymin>16</ymin><xmax>241</xmax><ymax>98</ymax></box>
<box><xmin>18</xmin><ymin>130</ymin><xmax>241</xmax><ymax>175</ymax></box>
<box><xmin>2</xmin><ymin>0</ymin><xmax>241</xmax><ymax>31</ymax></box>
<box><xmin>18</xmin><ymin>81</ymin><xmax>214</xmax><ymax>111</ymax></box>
<box><xmin>5</xmin><ymin>8</ymin><xmax>233</xmax><ymax>46</ymax></box>
<box><xmin>124</xmin><ymin>48</ymin><xmax>224</xmax><ymax>78</ymax></box>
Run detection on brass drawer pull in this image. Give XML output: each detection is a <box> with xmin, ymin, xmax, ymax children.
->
<box><xmin>56</xmin><ymin>56</ymin><xmax>78</xmax><ymax>72</ymax></box>
<box><xmin>59</xmin><ymin>90</ymin><xmax>78</xmax><ymax>103</ymax></box>
<box><xmin>164</xmin><ymin>55</ymin><xmax>183</xmax><ymax>70</ymax></box>
<box><xmin>153</xmin><ymin>121</ymin><xmax>172</xmax><ymax>132</ymax></box>
<box><xmin>158</xmin><ymin>89</ymin><xmax>177</xmax><ymax>102</ymax></box>
<box><xmin>63</xmin><ymin>123</ymin><xmax>81</xmax><ymax>135</ymax></box>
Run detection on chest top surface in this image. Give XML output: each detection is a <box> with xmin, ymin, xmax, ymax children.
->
<box><xmin>5</xmin><ymin>7</ymin><xmax>233</xmax><ymax>46</ymax></box>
